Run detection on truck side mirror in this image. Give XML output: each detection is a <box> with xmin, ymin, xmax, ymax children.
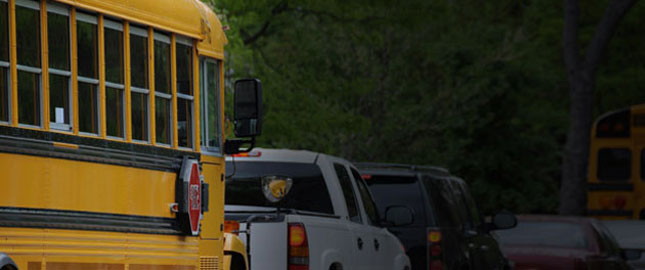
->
<box><xmin>384</xmin><ymin>206</ymin><xmax>414</xmax><ymax>227</ymax></box>
<box><xmin>490</xmin><ymin>210</ymin><xmax>517</xmax><ymax>230</ymax></box>
<box><xmin>234</xmin><ymin>79</ymin><xmax>262</xmax><ymax>137</ymax></box>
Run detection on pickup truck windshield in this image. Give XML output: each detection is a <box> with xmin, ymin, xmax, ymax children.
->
<box><xmin>225</xmin><ymin>161</ymin><xmax>335</xmax><ymax>214</ymax></box>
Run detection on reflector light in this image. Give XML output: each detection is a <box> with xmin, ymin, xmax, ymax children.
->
<box><xmin>361</xmin><ymin>174</ymin><xmax>372</xmax><ymax>180</ymax></box>
<box><xmin>224</xmin><ymin>220</ymin><xmax>240</xmax><ymax>235</ymax></box>
<box><xmin>430</xmin><ymin>260</ymin><xmax>444</xmax><ymax>270</ymax></box>
<box><xmin>430</xmin><ymin>245</ymin><xmax>442</xmax><ymax>257</ymax></box>
<box><xmin>231</xmin><ymin>151</ymin><xmax>262</xmax><ymax>157</ymax></box>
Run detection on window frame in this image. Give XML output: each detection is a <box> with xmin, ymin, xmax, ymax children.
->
<box><xmin>103</xmin><ymin>18</ymin><xmax>125</xmax><ymax>139</ymax></box>
<box><xmin>15</xmin><ymin>0</ymin><xmax>43</xmax><ymax>128</ymax></box>
<box><xmin>456</xmin><ymin>180</ymin><xmax>483</xmax><ymax>228</ymax></box>
<box><xmin>175</xmin><ymin>35</ymin><xmax>194</xmax><ymax>149</ymax></box>
<box><xmin>199</xmin><ymin>57</ymin><xmax>222</xmax><ymax>154</ymax></box>
<box><xmin>47</xmin><ymin>2</ymin><xmax>72</xmax><ymax>132</ymax></box>
<box><xmin>349</xmin><ymin>167</ymin><xmax>380</xmax><ymax>226</ymax></box>
<box><xmin>333</xmin><ymin>163</ymin><xmax>362</xmax><ymax>223</ymax></box>
<box><xmin>129</xmin><ymin>25</ymin><xmax>150</xmax><ymax>143</ymax></box>
<box><xmin>153</xmin><ymin>31</ymin><xmax>172</xmax><ymax>146</ymax></box>
<box><xmin>0</xmin><ymin>0</ymin><xmax>11</xmax><ymax>124</ymax></box>
<box><xmin>75</xmin><ymin>11</ymin><xmax>100</xmax><ymax>136</ymax></box>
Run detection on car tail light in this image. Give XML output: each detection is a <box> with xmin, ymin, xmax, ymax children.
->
<box><xmin>288</xmin><ymin>223</ymin><xmax>309</xmax><ymax>270</ymax></box>
<box><xmin>430</xmin><ymin>245</ymin><xmax>442</xmax><ymax>257</ymax></box>
<box><xmin>428</xmin><ymin>228</ymin><xmax>444</xmax><ymax>270</ymax></box>
<box><xmin>430</xmin><ymin>260</ymin><xmax>443</xmax><ymax>270</ymax></box>
<box><xmin>223</xmin><ymin>220</ymin><xmax>240</xmax><ymax>235</ymax></box>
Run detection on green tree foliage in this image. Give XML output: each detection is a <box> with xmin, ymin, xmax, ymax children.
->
<box><xmin>206</xmin><ymin>0</ymin><xmax>644</xmax><ymax>214</ymax></box>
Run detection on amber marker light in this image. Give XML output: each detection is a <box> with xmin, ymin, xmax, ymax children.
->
<box><xmin>428</xmin><ymin>231</ymin><xmax>442</xmax><ymax>243</ymax></box>
<box><xmin>223</xmin><ymin>220</ymin><xmax>240</xmax><ymax>235</ymax></box>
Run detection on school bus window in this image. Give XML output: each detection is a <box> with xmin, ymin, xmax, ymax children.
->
<box><xmin>0</xmin><ymin>0</ymin><xmax>7</xmax><ymax>61</ymax></box>
<box><xmin>597</xmin><ymin>148</ymin><xmax>631</xmax><ymax>182</ymax></box>
<box><xmin>200</xmin><ymin>58</ymin><xmax>221</xmax><ymax>151</ymax></box>
<box><xmin>176</xmin><ymin>37</ymin><xmax>193</xmax><ymax>148</ymax></box>
<box><xmin>641</xmin><ymin>149</ymin><xmax>645</xmax><ymax>181</ymax></box>
<box><xmin>0</xmin><ymin>0</ymin><xmax>9</xmax><ymax>122</ymax></box>
<box><xmin>77</xmin><ymin>12</ymin><xmax>99</xmax><ymax>134</ymax></box>
<box><xmin>130</xmin><ymin>26</ymin><xmax>149</xmax><ymax>141</ymax></box>
<box><xmin>154</xmin><ymin>31</ymin><xmax>171</xmax><ymax>145</ymax></box>
<box><xmin>48</xmin><ymin>4</ymin><xmax>71</xmax><ymax>131</ymax></box>
<box><xmin>16</xmin><ymin>0</ymin><xmax>41</xmax><ymax>127</ymax></box>
<box><xmin>104</xmin><ymin>19</ymin><xmax>124</xmax><ymax>138</ymax></box>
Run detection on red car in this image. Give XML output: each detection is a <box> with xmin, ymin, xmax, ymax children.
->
<box><xmin>495</xmin><ymin>215</ymin><xmax>640</xmax><ymax>270</ymax></box>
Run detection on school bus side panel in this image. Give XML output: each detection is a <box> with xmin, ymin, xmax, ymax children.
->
<box><xmin>0</xmin><ymin>152</ymin><xmax>176</xmax><ymax>217</ymax></box>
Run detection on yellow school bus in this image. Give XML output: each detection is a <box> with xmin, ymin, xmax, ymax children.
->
<box><xmin>0</xmin><ymin>0</ymin><xmax>261</xmax><ymax>269</ymax></box>
<box><xmin>587</xmin><ymin>104</ymin><xmax>645</xmax><ymax>220</ymax></box>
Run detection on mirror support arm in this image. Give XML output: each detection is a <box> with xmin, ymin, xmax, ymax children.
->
<box><xmin>224</xmin><ymin>137</ymin><xmax>256</xmax><ymax>155</ymax></box>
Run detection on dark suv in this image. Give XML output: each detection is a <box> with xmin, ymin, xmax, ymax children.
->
<box><xmin>357</xmin><ymin>163</ymin><xmax>516</xmax><ymax>270</ymax></box>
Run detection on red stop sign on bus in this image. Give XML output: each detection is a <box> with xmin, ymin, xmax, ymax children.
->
<box><xmin>178</xmin><ymin>158</ymin><xmax>202</xmax><ymax>236</ymax></box>
<box><xmin>188</xmin><ymin>163</ymin><xmax>201</xmax><ymax>235</ymax></box>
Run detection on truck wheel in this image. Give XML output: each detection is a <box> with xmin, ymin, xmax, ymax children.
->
<box><xmin>329</xmin><ymin>263</ymin><xmax>342</xmax><ymax>270</ymax></box>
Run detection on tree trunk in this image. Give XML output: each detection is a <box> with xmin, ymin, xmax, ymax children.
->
<box><xmin>559</xmin><ymin>0</ymin><xmax>636</xmax><ymax>215</ymax></box>
<box><xmin>559</xmin><ymin>72</ymin><xmax>594</xmax><ymax>215</ymax></box>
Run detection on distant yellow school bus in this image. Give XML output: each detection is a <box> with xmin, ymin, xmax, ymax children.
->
<box><xmin>0</xmin><ymin>0</ymin><xmax>259</xmax><ymax>269</ymax></box>
<box><xmin>587</xmin><ymin>104</ymin><xmax>645</xmax><ymax>220</ymax></box>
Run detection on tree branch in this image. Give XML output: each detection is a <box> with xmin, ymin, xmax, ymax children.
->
<box><xmin>285</xmin><ymin>7</ymin><xmax>384</xmax><ymax>24</ymax></box>
<box><xmin>242</xmin><ymin>3</ymin><xmax>384</xmax><ymax>45</ymax></box>
<box><xmin>583</xmin><ymin>0</ymin><xmax>636</xmax><ymax>73</ymax></box>
<box><xmin>242</xmin><ymin>1</ymin><xmax>289</xmax><ymax>45</ymax></box>
<box><xmin>243</xmin><ymin>21</ymin><xmax>272</xmax><ymax>45</ymax></box>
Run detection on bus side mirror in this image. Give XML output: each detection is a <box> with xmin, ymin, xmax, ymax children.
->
<box><xmin>234</xmin><ymin>79</ymin><xmax>262</xmax><ymax>138</ymax></box>
<box><xmin>224</xmin><ymin>79</ymin><xmax>263</xmax><ymax>155</ymax></box>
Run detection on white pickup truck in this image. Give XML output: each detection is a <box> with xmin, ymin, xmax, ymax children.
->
<box><xmin>224</xmin><ymin>148</ymin><xmax>411</xmax><ymax>270</ymax></box>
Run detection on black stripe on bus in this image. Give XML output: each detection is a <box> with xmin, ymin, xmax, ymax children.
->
<box><xmin>0</xmin><ymin>207</ymin><xmax>183</xmax><ymax>235</ymax></box>
<box><xmin>587</xmin><ymin>183</ymin><xmax>634</xmax><ymax>191</ymax></box>
<box><xmin>587</xmin><ymin>209</ymin><xmax>634</xmax><ymax>217</ymax></box>
<box><xmin>0</xmin><ymin>126</ymin><xmax>198</xmax><ymax>172</ymax></box>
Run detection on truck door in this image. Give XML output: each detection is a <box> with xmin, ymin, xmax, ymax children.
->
<box><xmin>350</xmin><ymin>167</ymin><xmax>387</xmax><ymax>270</ymax></box>
<box><xmin>332</xmin><ymin>162</ymin><xmax>371</xmax><ymax>270</ymax></box>
<box><xmin>455</xmin><ymin>180</ymin><xmax>507</xmax><ymax>270</ymax></box>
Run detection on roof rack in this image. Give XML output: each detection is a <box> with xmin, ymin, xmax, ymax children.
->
<box><xmin>354</xmin><ymin>162</ymin><xmax>450</xmax><ymax>174</ymax></box>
